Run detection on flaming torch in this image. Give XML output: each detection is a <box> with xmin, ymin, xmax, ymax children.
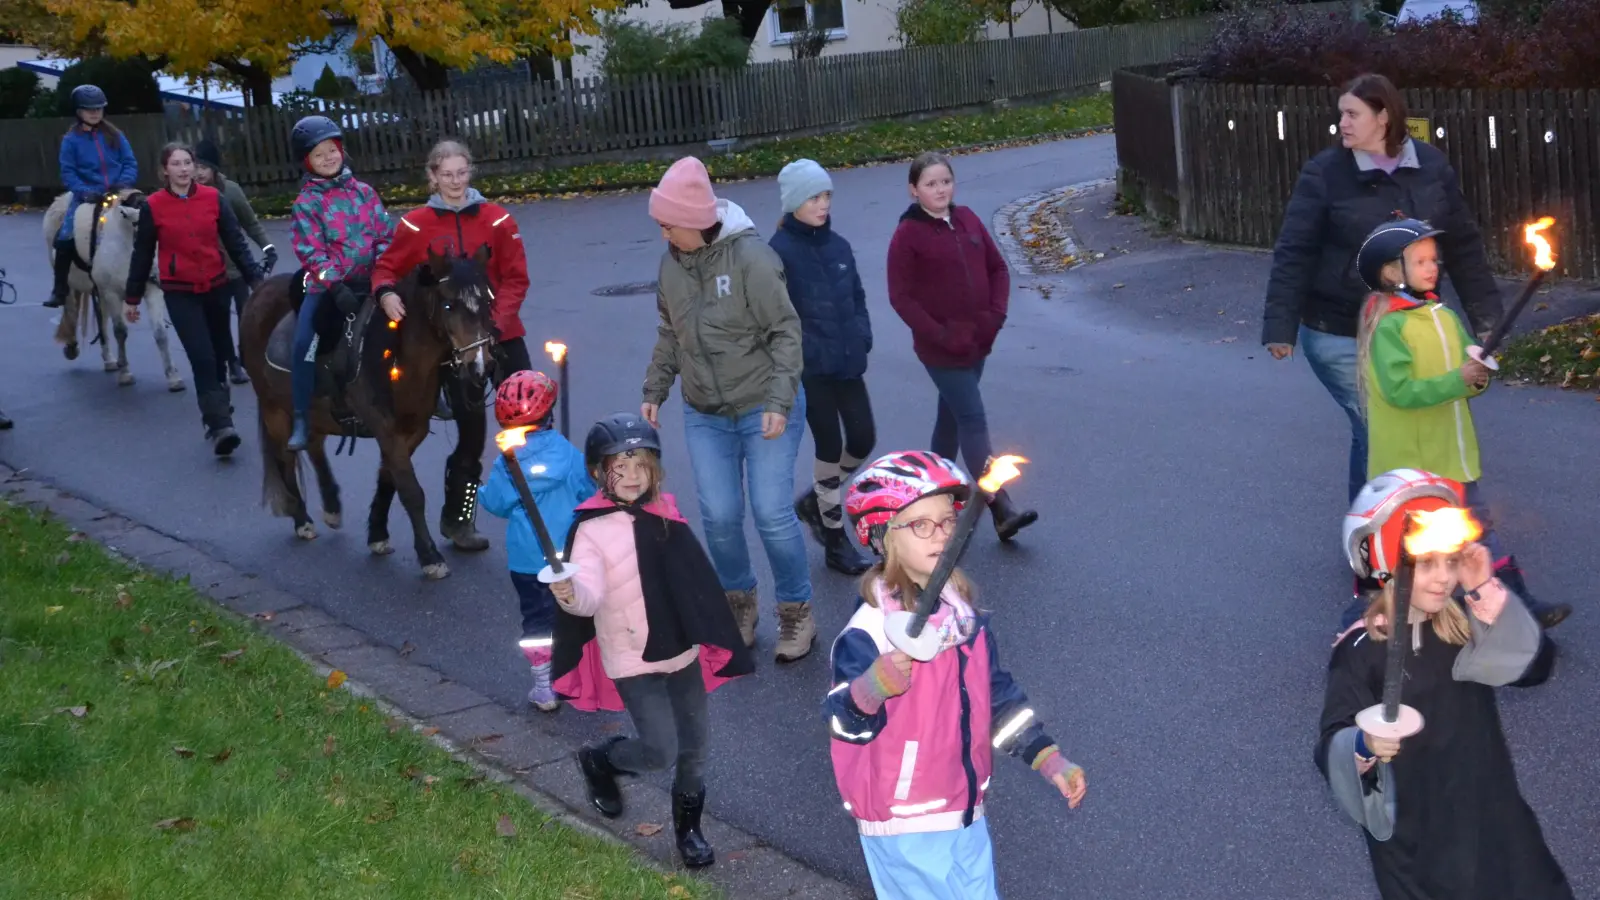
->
<box><xmin>494</xmin><ymin>426</ymin><xmax>579</xmax><ymax>585</ymax></box>
<box><xmin>1354</xmin><ymin>507</ymin><xmax>1483</xmax><ymax>750</ymax></box>
<box><xmin>1469</xmin><ymin>217</ymin><xmax>1557</xmax><ymax>372</ymax></box>
<box><xmin>884</xmin><ymin>455</ymin><xmax>1027</xmax><ymax>661</ymax></box>
<box><xmin>545</xmin><ymin>341</ymin><xmax>570</xmax><ymax>438</ymax></box>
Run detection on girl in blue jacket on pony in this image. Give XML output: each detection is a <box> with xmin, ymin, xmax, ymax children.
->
<box><xmin>47</xmin><ymin>84</ymin><xmax>139</xmax><ymax>309</ymax></box>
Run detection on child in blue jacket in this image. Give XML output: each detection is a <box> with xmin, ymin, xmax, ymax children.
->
<box><xmin>770</xmin><ymin>159</ymin><xmax>876</xmax><ymax>578</ymax></box>
<box><xmin>48</xmin><ymin>84</ymin><xmax>139</xmax><ymax>308</ymax></box>
<box><xmin>480</xmin><ymin>371</ymin><xmax>596</xmax><ymax>711</ymax></box>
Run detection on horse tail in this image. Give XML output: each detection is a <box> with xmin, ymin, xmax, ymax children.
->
<box><xmin>258</xmin><ymin>409</ymin><xmax>305</xmax><ymax>517</ymax></box>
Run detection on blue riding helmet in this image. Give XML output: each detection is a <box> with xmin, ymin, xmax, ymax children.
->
<box><xmin>290</xmin><ymin>115</ymin><xmax>344</xmax><ymax>163</ymax></box>
<box><xmin>71</xmin><ymin>84</ymin><xmax>108</xmax><ymax>111</ymax></box>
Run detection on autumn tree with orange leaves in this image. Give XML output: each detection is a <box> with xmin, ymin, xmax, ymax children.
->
<box><xmin>4</xmin><ymin>0</ymin><xmax>619</xmax><ymax>103</ymax></box>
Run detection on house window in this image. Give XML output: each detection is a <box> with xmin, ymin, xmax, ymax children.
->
<box><xmin>770</xmin><ymin>0</ymin><xmax>846</xmax><ymax>43</ymax></box>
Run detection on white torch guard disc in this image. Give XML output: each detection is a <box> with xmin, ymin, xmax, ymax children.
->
<box><xmin>1355</xmin><ymin>703</ymin><xmax>1425</xmax><ymax>741</ymax></box>
<box><xmin>538</xmin><ymin>561</ymin><xmax>580</xmax><ymax>585</ymax></box>
<box><xmin>884</xmin><ymin>610</ymin><xmax>943</xmax><ymax>662</ymax></box>
<box><xmin>1466</xmin><ymin>345</ymin><xmax>1501</xmax><ymax>372</ymax></box>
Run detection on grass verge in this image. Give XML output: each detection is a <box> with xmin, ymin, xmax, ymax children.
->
<box><xmin>1497</xmin><ymin>313</ymin><xmax>1600</xmax><ymax>390</ymax></box>
<box><xmin>0</xmin><ymin>502</ymin><xmax>714</xmax><ymax>900</ymax></box>
<box><xmin>253</xmin><ymin>91</ymin><xmax>1113</xmax><ymax>215</ymax></box>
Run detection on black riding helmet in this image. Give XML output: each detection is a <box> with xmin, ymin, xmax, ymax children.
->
<box><xmin>584</xmin><ymin>413</ymin><xmax>661</xmax><ymax>474</ymax></box>
<box><xmin>71</xmin><ymin>84</ymin><xmax>108</xmax><ymax>111</ymax></box>
<box><xmin>1357</xmin><ymin>216</ymin><xmax>1445</xmax><ymax>292</ymax></box>
<box><xmin>290</xmin><ymin>115</ymin><xmax>344</xmax><ymax>165</ymax></box>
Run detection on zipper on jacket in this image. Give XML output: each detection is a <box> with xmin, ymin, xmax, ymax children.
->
<box><xmin>453</xmin><ymin>212</ymin><xmax>466</xmax><ymax>256</ymax></box>
<box><xmin>956</xmin><ymin>645</ymin><xmax>977</xmax><ymax>826</ymax></box>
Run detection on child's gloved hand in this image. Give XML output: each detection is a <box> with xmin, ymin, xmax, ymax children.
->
<box><xmin>1032</xmin><ymin>745</ymin><xmax>1087</xmax><ymax>809</ymax></box>
<box><xmin>850</xmin><ymin>651</ymin><xmax>913</xmax><ymax>714</ymax></box>
<box><xmin>550</xmin><ymin>579</ymin><xmax>575</xmax><ymax>607</ymax></box>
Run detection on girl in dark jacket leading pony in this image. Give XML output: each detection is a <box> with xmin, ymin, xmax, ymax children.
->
<box><xmin>47</xmin><ymin>84</ymin><xmax>139</xmax><ymax>309</ymax></box>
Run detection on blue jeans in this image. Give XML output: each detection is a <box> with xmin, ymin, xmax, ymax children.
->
<box><xmin>510</xmin><ymin>571</ymin><xmax>556</xmax><ymax>641</ymax></box>
<box><xmin>924</xmin><ymin>361</ymin><xmax>992</xmax><ymax>478</ymax></box>
<box><xmin>56</xmin><ymin>203</ymin><xmax>81</xmax><ymax>242</ymax></box>
<box><xmin>291</xmin><ymin>291</ymin><xmax>325</xmax><ymax>415</ymax></box>
<box><xmin>1299</xmin><ymin>325</ymin><xmax>1367</xmax><ymax>503</ymax></box>
<box><xmin>681</xmin><ymin>391</ymin><xmax>813</xmax><ymax>605</ymax></box>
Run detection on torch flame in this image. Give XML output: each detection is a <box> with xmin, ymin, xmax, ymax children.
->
<box><xmin>495</xmin><ymin>425</ymin><xmax>536</xmax><ymax>453</ymax></box>
<box><xmin>977</xmin><ymin>455</ymin><xmax>1028</xmax><ymax>493</ymax></box>
<box><xmin>1525</xmin><ymin>217</ymin><xmax>1556</xmax><ymax>271</ymax></box>
<box><xmin>545</xmin><ymin>341</ymin><xmax>568</xmax><ymax>363</ymax></box>
<box><xmin>1403</xmin><ymin>507</ymin><xmax>1483</xmax><ymax>558</ymax></box>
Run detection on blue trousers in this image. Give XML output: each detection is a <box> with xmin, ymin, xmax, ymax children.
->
<box><xmin>1299</xmin><ymin>325</ymin><xmax>1367</xmax><ymax>504</ymax></box>
<box><xmin>55</xmin><ymin>203</ymin><xmax>81</xmax><ymax>242</ymax></box>
<box><xmin>291</xmin><ymin>290</ymin><xmax>325</xmax><ymax>415</ymax></box>
<box><xmin>924</xmin><ymin>361</ymin><xmax>992</xmax><ymax>480</ymax></box>
<box><xmin>860</xmin><ymin>818</ymin><xmax>1000</xmax><ymax>900</ymax></box>
<box><xmin>510</xmin><ymin>571</ymin><xmax>556</xmax><ymax>641</ymax></box>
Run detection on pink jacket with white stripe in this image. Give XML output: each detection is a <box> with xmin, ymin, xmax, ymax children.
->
<box><xmin>823</xmin><ymin>583</ymin><xmax>1057</xmax><ymax>837</ymax></box>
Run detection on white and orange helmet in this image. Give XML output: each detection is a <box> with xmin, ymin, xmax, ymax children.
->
<box><xmin>1343</xmin><ymin>468</ymin><xmax>1467</xmax><ymax>581</ymax></box>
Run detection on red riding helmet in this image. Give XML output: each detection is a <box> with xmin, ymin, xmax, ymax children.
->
<box><xmin>845</xmin><ymin>450</ymin><xmax>971</xmax><ymax>555</ymax></box>
<box><xmin>495</xmin><ymin>371</ymin><xmax>558</xmax><ymax>429</ymax></box>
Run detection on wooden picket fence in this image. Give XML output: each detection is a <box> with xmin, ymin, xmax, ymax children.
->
<box><xmin>0</xmin><ymin>3</ymin><xmax>1357</xmax><ymax>193</ymax></box>
<box><xmin>1116</xmin><ymin>68</ymin><xmax>1600</xmax><ymax>280</ymax></box>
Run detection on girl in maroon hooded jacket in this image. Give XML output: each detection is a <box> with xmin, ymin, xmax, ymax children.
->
<box><xmin>886</xmin><ymin>153</ymin><xmax>1036</xmax><ymax>540</ymax></box>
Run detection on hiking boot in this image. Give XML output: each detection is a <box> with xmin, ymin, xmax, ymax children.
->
<box><xmin>794</xmin><ymin>491</ymin><xmax>827</xmax><ymax>546</ymax></box>
<box><xmin>726</xmin><ymin>589</ymin><xmax>759</xmax><ymax>648</ymax></box>
<box><xmin>207</xmin><ymin>426</ymin><xmax>241</xmax><ymax>457</ymax></box>
<box><xmin>576</xmin><ymin>735</ymin><xmax>627</xmax><ymax>818</ymax></box>
<box><xmin>774</xmin><ymin>601</ymin><xmax>816</xmax><ymax>663</ymax></box>
<box><xmin>228</xmin><ymin>359</ymin><xmax>250</xmax><ymax>385</ymax></box>
<box><xmin>989</xmin><ymin>489</ymin><xmax>1038</xmax><ymax>542</ymax></box>
<box><xmin>823</xmin><ymin>526</ymin><xmax>872</xmax><ymax>575</ymax></box>
<box><xmin>287</xmin><ymin>414</ymin><xmax>310</xmax><ymax>452</ymax></box>
<box><xmin>440</xmin><ymin>473</ymin><xmax>490</xmax><ymax>552</ymax></box>
<box><xmin>1495</xmin><ymin>556</ymin><xmax>1572</xmax><ymax>629</ymax></box>
<box><xmin>673</xmin><ymin>790</ymin><xmax>715</xmax><ymax>868</ymax></box>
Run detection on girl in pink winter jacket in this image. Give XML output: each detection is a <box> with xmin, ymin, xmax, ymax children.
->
<box><xmin>548</xmin><ymin>412</ymin><xmax>753</xmax><ymax>870</ymax></box>
<box><xmin>826</xmin><ymin>450</ymin><xmax>1087</xmax><ymax>899</ymax></box>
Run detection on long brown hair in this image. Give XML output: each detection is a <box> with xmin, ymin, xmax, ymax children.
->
<box><xmin>157</xmin><ymin>142</ymin><xmax>194</xmax><ymax>188</ymax></box>
<box><xmin>908</xmin><ymin>151</ymin><xmax>953</xmax><ymax>186</ymax></box>
<box><xmin>1354</xmin><ymin>292</ymin><xmax>1388</xmax><ymax>422</ymax></box>
<box><xmin>67</xmin><ymin>116</ymin><xmax>123</xmax><ymax>144</ymax></box>
<box><xmin>1342</xmin><ymin>73</ymin><xmax>1409</xmax><ymax>157</ymax></box>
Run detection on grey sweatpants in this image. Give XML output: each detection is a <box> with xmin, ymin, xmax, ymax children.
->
<box><xmin>608</xmin><ymin>662</ymin><xmax>708</xmax><ymax>796</ymax></box>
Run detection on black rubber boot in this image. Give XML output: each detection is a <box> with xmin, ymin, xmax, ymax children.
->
<box><xmin>822</xmin><ymin>526</ymin><xmax>871</xmax><ymax>575</ymax></box>
<box><xmin>989</xmin><ymin>488</ymin><xmax>1038</xmax><ymax>542</ymax></box>
<box><xmin>673</xmin><ymin>790</ymin><xmax>715</xmax><ymax>868</ymax></box>
<box><xmin>45</xmin><ymin>240</ymin><xmax>74</xmax><ymax>308</ymax></box>
<box><xmin>286</xmin><ymin>414</ymin><xmax>310</xmax><ymax>452</ymax></box>
<box><xmin>228</xmin><ymin>359</ymin><xmax>250</xmax><ymax>385</ymax></box>
<box><xmin>794</xmin><ymin>491</ymin><xmax>827</xmax><ymax>546</ymax></box>
<box><xmin>1495</xmin><ymin>556</ymin><xmax>1571</xmax><ymax>629</ymax></box>
<box><xmin>576</xmin><ymin>736</ymin><xmax>627</xmax><ymax>819</ymax></box>
<box><xmin>440</xmin><ymin>469</ymin><xmax>490</xmax><ymax>552</ymax></box>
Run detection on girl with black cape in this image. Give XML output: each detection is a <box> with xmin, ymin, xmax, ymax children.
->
<box><xmin>1318</xmin><ymin>469</ymin><xmax>1571</xmax><ymax>900</ymax></box>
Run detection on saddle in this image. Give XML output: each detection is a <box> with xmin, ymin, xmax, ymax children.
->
<box><xmin>266</xmin><ymin>270</ymin><xmax>377</xmax><ymax>440</ymax></box>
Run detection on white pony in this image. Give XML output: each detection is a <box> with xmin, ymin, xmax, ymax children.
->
<box><xmin>43</xmin><ymin>190</ymin><xmax>184</xmax><ymax>391</ymax></box>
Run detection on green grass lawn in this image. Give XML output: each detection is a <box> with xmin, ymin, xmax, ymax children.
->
<box><xmin>1497</xmin><ymin>313</ymin><xmax>1600</xmax><ymax>389</ymax></box>
<box><xmin>253</xmin><ymin>91</ymin><xmax>1113</xmax><ymax>215</ymax></box>
<box><xmin>0</xmin><ymin>502</ymin><xmax>713</xmax><ymax>900</ymax></box>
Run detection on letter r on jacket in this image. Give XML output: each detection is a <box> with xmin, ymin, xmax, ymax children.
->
<box><xmin>716</xmin><ymin>275</ymin><xmax>731</xmax><ymax>297</ymax></box>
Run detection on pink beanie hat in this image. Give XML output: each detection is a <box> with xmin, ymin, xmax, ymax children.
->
<box><xmin>650</xmin><ymin>157</ymin><xmax>719</xmax><ymax>230</ymax></box>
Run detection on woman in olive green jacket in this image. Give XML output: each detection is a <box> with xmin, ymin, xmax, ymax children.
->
<box><xmin>194</xmin><ymin>139</ymin><xmax>275</xmax><ymax>385</ymax></box>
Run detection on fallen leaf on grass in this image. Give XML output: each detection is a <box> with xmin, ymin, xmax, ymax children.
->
<box><xmin>386</xmin><ymin>718</ymin><xmax>403</xmax><ymax>735</ymax></box>
<box><xmin>1539</xmin><ymin>354</ymin><xmax>1553</xmax><ymax>363</ymax></box>
<box><xmin>66</xmin><ymin>532</ymin><xmax>87</xmax><ymax>543</ymax></box>
<box><xmin>365</xmin><ymin>800</ymin><xmax>398</xmax><ymax>824</ymax></box>
<box><xmin>173</xmin><ymin>746</ymin><xmax>196</xmax><ymax>758</ymax></box>
<box><xmin>635</xmin><ymin>822</ymin><xmax>664</xmax><ymax>836</ymax></box>
<box><xmin>45</xmin><ymin>606</ymin><xmax>64</xmax><ymax>616</ymax></box>
<box><xmin>323</xmin><ymin>735</ymin><xmax>336</xmax><ymax>757</ymax></box>
<box><xmin>55</xmin><ymin>551</ymin><xmax>71</xmax><ymax>565</ymax></box>
<box><xmin>218</xmin><ymin>649</ymin><xmax>244</xmax><ymax>665</ymax></box>
<box><xmin>211</xmin><ymin>747</ymin><xmax>232</xmax><ymax>764</ymax></box>
<box><xmin>276</xmin><ymin>767</ymin><xmax>293</xmax><ymax>781</ymax></box>
<box><xmin>153</xmin><ymin>817</ymin><xmax>196</xmax><ymax>832</ymax></box>
<box><xmin>114</xmin><ymin>591</ymin><xmax>133</xmax><ymax>610</ymax></box>
<box><xmin>326</xmin><ymin>670</ymin><xmax>347</xmax><ymax>689</ymax></box>
<box><xmin>70</xmin><ymin>586</ymin><xmax>91</xmax><ymax>594</ymax></box>
<box><xmin>55</xmin><ymin>705</ymin><xmax>90</xmax><ymax>718</ymax></box>
<box><xmin>496</xmin><ymin>814</ymin><xmax>518</xmax><ymax>837</ymax></box>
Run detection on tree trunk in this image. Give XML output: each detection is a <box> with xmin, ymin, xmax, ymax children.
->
<box><xmin>389</xmin><ymin>46</ymin><xmax>451</xmax><ymax>92</ymax></box>
<box><xmin>721</xmin><ymin>0</ymin><xmax>772</xmax><ymax>43</ymax></box>
<box><xmin>214</xmin><ymin>59</ymin><xmax>274</xmax><ymax>107</ymax></box>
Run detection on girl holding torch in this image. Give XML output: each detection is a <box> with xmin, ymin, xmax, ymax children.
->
<box><xmin>824</xmin><ymin>450</ymin><xmax>1085</xmax><ymax>899</ymax></box>
<box><xmin>1318</xmin><ymin>468</ymin><xmax>1569</xmax><ymax>900</ymax></box>
<box><xmin>1351</xmin><ymin>217</ymin><xmax>1572</xmax><ymax>630</ymax></box>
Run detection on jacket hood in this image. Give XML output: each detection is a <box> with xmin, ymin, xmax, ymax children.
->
<box><xmin>898</xmin><ymin>202</ymin><xmax>959</xmax><ymax>225</ymax></box>
<box><xmin>575</xmin><ymin>490</ymin><xmax>686</xmax><ymax>523</ymax></box>
<box><xmin>427</xmin><ymin>187</ymin><xmax>487</xmax><ymax>213</ymax></box>
<box><xmin>714</xmin><ymin>199</ymin><xmax>756</xmax><ymax>241</ymax></box>
<box><xmin>508</xmin><ymin>429</ymin><xmax>580</xmax><ymax>489</ymax></box>
<box><xmin>301</xmin><ymin>166</ymin><xmax>355</xmax><ymax>192</ymax></box>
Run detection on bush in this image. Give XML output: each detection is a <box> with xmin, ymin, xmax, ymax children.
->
<box><xmin>55</xmin><ymin>57</ymin><xmax>163</xmax><ymax>115</ymax></box>
<box><xmin>0</xmin><ymin>68</ymin><xmax>40</xmax><ymax>119</ymax></box>
<box><xmin>598</xmin><ymin>15</ymin><xmax>750</xmax><ymax>80</ymax></box>
<box><xmin>1188</xmin><ymin>0</ymin><xmax>1600</xmax><ymax>89</ymax></box>
<box><xmin>895</xmin><ymin>0</ymin><xmax>989</xmax><ymax>45</ymax></box>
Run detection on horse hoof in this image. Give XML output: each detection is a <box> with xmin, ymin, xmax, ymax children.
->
<box><xmin>64</xmin><ymin>343</ymin><xmax>79</xmax><ymax>360</ymax></box>
<box><xmin>422</xmin><ymin>562</ymin><xmax>450</xmax><ymax>580</ymax></box>
<box><xmin>323</xmin><ymin>511</ymin><xmax>342</xmax><ymax>529</ymax></box>
<box><xmin>167</xmin><ymin>380</ymin><xmax>186</xmax><ymax>393</ymax></box>
<box><xmin>368</xmin><ymin>541</ymin><xmax>393</xmax><ymax>556</ymax></box>
<box><xmin>104</xmin><ymin>360</ymin><xmax>120</xmax><ymax>373</ymax></box>
<box><xmin>295</xmin><ymin>523</ymin><xmax>317</xmax><ymax>541</ymax></box>
<box><xmin>117</xmin><ymin>371</ymin><xmax>135</xmax><ymax>387</ymax></box>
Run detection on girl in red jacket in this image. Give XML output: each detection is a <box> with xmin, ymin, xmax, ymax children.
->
<box><xmin>124</xmin><ymin>142</ymin><xmax>263</xmax><ymax>457</ymax></box>
<box><xmin>371</xmin><ymin>140</ymin><xmax>533</xmax><ymax>551</ymax></box>
<box><xmin>887</xmin><ymin>153</ymin><xmax>1037</xmax><ymax>541</ymax></box>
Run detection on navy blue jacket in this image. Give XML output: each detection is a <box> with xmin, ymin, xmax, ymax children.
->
<box><xmin>60</xmin><ymin>126</ymin><xmax>139</xmax><ymax>201</ymax></box>
<box><xmin>769</xmin><ymin>214</ymin><xmax>872</xmax><ymax>379</ymax></box>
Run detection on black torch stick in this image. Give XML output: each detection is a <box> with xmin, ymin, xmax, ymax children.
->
<box><xmin>1380</xmin><ymin>513</ymin><xmax>1418</xmax><ymax>723</ymax></box>
<box><xmin>1471</xmin><ymin>217</ymin><xmax>1556</xmax><ymax>369</ymax></box>
<box><xmin>545</xmin><ymin>341</ymin><xmax>570</xmax><ymax>438</ymax></box>
<box><xmin>496</xmin><ymin>429</ymin><xmax>566</xmax><ymax>580</ymax></box>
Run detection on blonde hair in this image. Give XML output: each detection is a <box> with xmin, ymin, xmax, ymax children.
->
<box><xmin>593</xmin><ymin>450</ymin><xmax>665</xmax><ymax>508</ymax></box>
<box><xmin>425</xmin><ymin>140</ymin><xmax>473</xmax><ymax>188</ymax></box>
<box><xmin>1354</xmin><ymin>292</ymin><xmax>1390</xmax><ymax>422</ymax></box>
<box><xmin>856</xmin><ymin>510</ymin><xmax>975</xmax><ymax>610</ymax></box>
<box><xmin>1363</xmin><ymin>575</ymin><xmax>1470</xmax><ymax>646</ymax></box>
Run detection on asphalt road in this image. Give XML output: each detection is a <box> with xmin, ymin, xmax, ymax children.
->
<box><xmin>2</xmin><ymin>134</ymin><xmax>1596</xmax><ymax>899</ymax></box>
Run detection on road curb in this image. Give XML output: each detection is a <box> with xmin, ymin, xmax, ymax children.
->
<box><xmin>992</xmin><ymin>177</ymin><xmax>1113</xmax><ymax>276</ymax></box>
<box><xmin>0</xmin><ymin>462</ymin><xmax>865</xmax><ymax>900</ymax></box>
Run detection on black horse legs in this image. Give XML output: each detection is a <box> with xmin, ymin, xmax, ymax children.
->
<box><xmin>304</xmin><ymin>437</ymin><xmax>342</xmax><ymax>529</ymax></box>
<box><xmin>367</xmin><ymin>466</ymin><xmax>397</xmax><ymax>554</ymax></box>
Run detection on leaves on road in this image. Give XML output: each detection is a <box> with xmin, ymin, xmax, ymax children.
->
<box><xmin>634</xmin><ymin>823</ymin><xmax>663</xmax><ymax>837</ymax></box>
<box><xmin>399</xmin><ymin>641</ymin><xmax>417</xmax><ymax>658</ymax></box>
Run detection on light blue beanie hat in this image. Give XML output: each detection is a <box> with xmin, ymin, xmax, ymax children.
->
<box><xmin>779</xmin><ymin>159</ymin><xmax>833</xmax><ymax>214</ymax></box>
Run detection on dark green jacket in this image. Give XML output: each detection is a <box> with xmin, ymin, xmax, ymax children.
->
<box><xmin>212</xmin><ymin>172</ymin><xmax>270</xmax><ymax>280</ymax></box>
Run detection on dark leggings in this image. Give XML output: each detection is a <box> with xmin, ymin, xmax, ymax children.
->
<box><xmin>924</xmin><ymin>360</ymin><xmax>992</xmax><ymax>477</ymax></box>
<box><xmin>802</xmin><ymin>374</ymin><xmax>875</xmax><ymax>464</ymax></box>
<box><xmin>220</xmin><ymin>277</ymin><xmax>251</xmax><ymax>364</ymax></box>
<box><xmin>165</xmin><ymin>286</ymin><xmax>235</xmax><ymax>430</ymax></box>
<box><xmin>608</xmin><ymin>662</ymin><xmax>708</xmax><ymax>796</ymax></box>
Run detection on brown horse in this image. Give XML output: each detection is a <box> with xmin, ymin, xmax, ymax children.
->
<box><xmin>239</xmin><ymin>247</ymin><xmax>496</xmax><ymax>579</ymax></box>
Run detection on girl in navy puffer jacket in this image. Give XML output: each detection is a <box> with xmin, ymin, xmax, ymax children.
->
<box><xmin>770</xmin><ymin>159</ymin><xmax>876</xmax><ymax>577</ymax></box>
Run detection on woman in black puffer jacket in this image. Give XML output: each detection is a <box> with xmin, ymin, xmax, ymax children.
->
<box><xmin>1263</xmin><ymin>73</ymin><xmax>1503</xmax><ymax>504</ymax></box>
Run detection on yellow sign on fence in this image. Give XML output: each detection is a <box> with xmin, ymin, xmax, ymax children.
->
<box><xmin>1406</xmin><ymin>117</ymin><xmax>1431</xmax><ymax>143</ymax></box>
